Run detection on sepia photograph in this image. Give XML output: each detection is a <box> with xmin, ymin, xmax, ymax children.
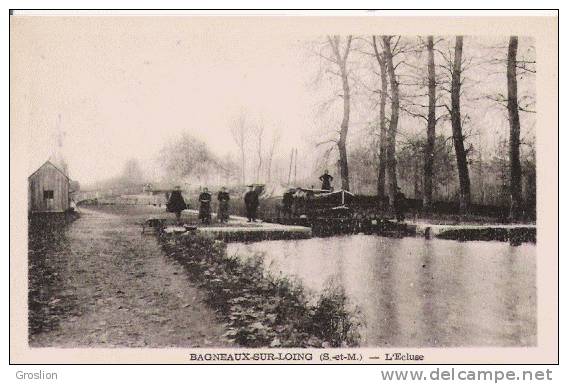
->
<box><xmin>9</xmin><ymin>10</ymin><xmax>558</xmax><ymax>364</ymax></box>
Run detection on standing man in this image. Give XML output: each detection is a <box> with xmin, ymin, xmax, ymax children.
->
<box><xmin>319</xmin><ymin>169</ymin><xmax>334</xmax><ymax>191</ymax></box>
<box><xmin>198</xmin><ymin>187</ymin><xmax>212</xmax><ymax>224</ymax></box>
<box><xmin>244</xmin><ymin>185</ymin><xmax>259</xmax><ymax>222</ymax></box>
<box><xmin>217</xmin><ymin>186</ymin><xmax>230</xmax><ymax>223</ymax></box>
<box><xmin>282</xmin><ymin>188</ymin><xmax>294</xmax><ymax>219</ymax></box>
<box><xmin>166</xmin><ymin>186</ymin><xmax>187</xmax><ymax>224</ymax></box>
<box><xmin>394</xmin><ymin>187</ymin><xmax>407</xmax><ymax>222</ymax></box>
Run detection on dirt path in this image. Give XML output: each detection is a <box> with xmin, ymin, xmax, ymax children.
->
<box><xmin>29</xmin><ymin>207</ymin><xmax>232</xmax><ymax>347</ymax></box>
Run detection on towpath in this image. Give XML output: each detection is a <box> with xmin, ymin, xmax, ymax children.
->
<box><xmin>29</xmin><ymin>206</ymin><xmax>231</xmax><ymax>347</ymax></box>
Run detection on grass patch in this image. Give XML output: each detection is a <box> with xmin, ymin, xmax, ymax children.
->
<box><xmin>28</xmin><ymin>216</ymin><xmax>79</xmax><ymax>337</ymax></box>
<box><xmin>158</xmin><ymin>233</ymin><xmax>361</xmax><ymax>347</ymax></box>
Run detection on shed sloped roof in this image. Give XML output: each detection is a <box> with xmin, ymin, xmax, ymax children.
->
<box><xmin>28</xmin><ymin>160</ymin><xmax>69</xmax><ymax>180</ymax></box>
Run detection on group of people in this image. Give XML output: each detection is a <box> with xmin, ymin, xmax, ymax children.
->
<box><xmin>165</xmin><ymin>185</ymin><xmax>261</xmax><ymax>224</ymax></box>
<box><xmin>280</xmin><ymin>170</ymin><xmax>334</xmax><ymax>218</ymax></box>
<box><xmin>280</xmin><ymin>169</ymin><xmax>408</xmax><ymax>222</ymax></box>
<box><xmin>165</xmin><ymin>169</ymin><xmax>406</xmax><ymax>225</ymax></box>
<box><xmin>317</xmin><ymin>169</ymin><xmax>407</xmax><ymax>222</ymax></box>
<box><xmin>195</xmin><ymin>187</ymin><xmax>232</xmax><ymax>224</ymax></box>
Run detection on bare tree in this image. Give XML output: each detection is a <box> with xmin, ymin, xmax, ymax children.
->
<box><xmin>254</xmin><ymin>123</ymin><xmax>265</xmax><ymax>182</ymax></box>
<box><xmin>218</xmin><ymin>153</ymin><xmax>240</xmax><ymax>186</ymax></box>
<box><xmin>287</xmin><ymin>148</ymin><xmax>294</xmax><ymax>186</ymax></box>
<box><xmin>449</xmin><ymin>36</ymin><xmax>471</xmax><ymax>213</ymax></box>
<box><xmin>266</xmin><ymin>129</ymin><xmax>281</xmax><ymax>183</ymax></box>
<box><xmin>231</xmin><ymin>113</ymin><xmax>249</xmax><ymax>185</ymax></box>
<box><xmin>382</xmin><ymin>36</ymin><xmax>400</xmax><ymax>209</ymax></box>
<box><xmin>159</xmin><ymin>133</ymin><xmax>218</xmax><ymax>185</ymax></box>
<box><xmin>327</xmin><ymin>35</ymin><xmax>353</xmax><ymax>191</ymax></box>
<box><xmin>371</xmin><ymin>36</ymin><xmax>388</xmax><ymax>200</ymax></box>
<box><xmin>423</xmin><ymin>35</ymin><xmax>437</xmax><ymax>210</ymax></box>
<box><xmin>473</xmin><ymin>37</ymin><xmax>535</xmax><ymax>215</ymax></box>
<box><xmin>507</xmin><ymin>36</ymin><xmax>522</xmax><ymax>221</ymax></box>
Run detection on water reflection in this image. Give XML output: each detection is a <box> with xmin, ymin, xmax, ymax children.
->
<box><xmin>227</xmin><ymin>235</ymin><xmax>537</xmax><ymax>347</ymax></box>
<box><xmin>418</xmin><ymin>241</ymin><xmax>437</xmax><ymax>346</ymax></box>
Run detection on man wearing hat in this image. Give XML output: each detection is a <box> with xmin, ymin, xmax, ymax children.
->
<box><xmin>217</xmin><ymin>186</ymin><xmax>230</xmax><ymax>223</ymax></box>
<box><xmin>244</xmin><ymin>185</ymin><xmax>259</xmax><ymax>222</ymax></box>
<box><xmin>198</xmin><ymin>187</ymin><xmax>212</xmax><ymax>224</ymax></box>
<box><xmin>281</xmin><ymin>188</ymin><xmax>294</xmax><ymax>219</ymax></box>
<box><xmin>319</xmin><ymin>169</ymin><xmax>334</xmax><ymax>191</ymax></box>
<box><xmin>166</xmin><ymin>186</ymin><xmax>187</xmax><ymax>224</ymax></box>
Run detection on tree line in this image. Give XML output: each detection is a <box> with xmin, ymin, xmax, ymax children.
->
<box><xmin>313</xmin><ymin>35</ymin><xmax>535</xmax><ymax>220</ymax></box>
<box><xmin>157</xmin><ymin>115</ymin><xmax>291</xmax><ymax>189</ymax></box>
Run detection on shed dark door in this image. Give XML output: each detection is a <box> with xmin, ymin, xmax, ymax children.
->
<box><xmin>44</xmin><ymin>190</ymin><xmax>55</xmax><ymax>211</ymax></box>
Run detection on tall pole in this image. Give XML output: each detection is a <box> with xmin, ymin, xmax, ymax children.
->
<box><xmin>293</xmin><ymin>148</ymin><xmax>298</xmax><ymax>185</ymax></box>
<box><xmin>287</xmin><ymin>149</ymin><xmax>294</xmax><ymax>186</ymax></box>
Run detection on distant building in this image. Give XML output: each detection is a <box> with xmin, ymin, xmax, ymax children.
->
<box><xmin>28</xmin><ymin>161</ymin><xmax>70</xmax><ymax>213</ymax></box>
<box><xmin>142</xmin><ymin>183</ymin><xmax>154</xmax><ymax>195</ymax></box>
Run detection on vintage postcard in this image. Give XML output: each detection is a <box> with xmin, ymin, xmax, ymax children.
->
<box><xmin>9</xmin><ymin>10</ymin><xmax>558</xmax><ymax>364</ymax></box>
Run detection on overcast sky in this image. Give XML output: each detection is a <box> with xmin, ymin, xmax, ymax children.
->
<box><xmin>13</xmin><ymin>17</ymin><xmax>322</xmax><ymax>185</ymax></box>
<box><xmin>12</xmin><ymin>16</ymin><xmax>535</xmax><ymax>186</ymax></box>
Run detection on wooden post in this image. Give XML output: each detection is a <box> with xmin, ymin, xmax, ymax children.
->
<box><xmin>293</xmin><ymin>148</ymin><xmax>298</xmax><ymax>185</ymax></box>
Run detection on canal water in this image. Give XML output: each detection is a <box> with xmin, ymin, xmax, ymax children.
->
<box><xmin>227</xmin><ymin>235</ymin><xmax>536</xmax><ymax>347</ymax></box>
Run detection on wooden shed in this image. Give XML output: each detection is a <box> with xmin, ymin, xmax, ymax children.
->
<box><xmin>28</xmin><ymin>161</ymin><xmax>70</xmax><ymax>213</ymax></box>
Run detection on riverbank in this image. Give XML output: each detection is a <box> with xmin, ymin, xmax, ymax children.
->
<box><xmin>159</xmin><ymin>231</ymin><xmax>361</xmax><ymax>347</ymax></box>
<box><xmin>412</xmin><ymin>222</ymin><xmax>536</xmax><ymax>243</ymax></box>
<box><xmin>81</xmin><ymin>203</ymin><xmax>536</xmax><ymax>243</ymax></box>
